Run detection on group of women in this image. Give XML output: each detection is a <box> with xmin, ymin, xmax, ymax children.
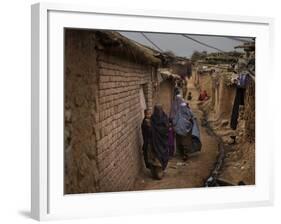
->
<box><xmin>141</xmin><ymin>93</ymin><xmax>202</xmax><ymax>180</ymax></box>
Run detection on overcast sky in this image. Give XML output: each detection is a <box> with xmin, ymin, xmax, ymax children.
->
<box><xmin>120</xmin><ymin>31</ymin><xmax>254</xmax><ymax>58</ymax></box>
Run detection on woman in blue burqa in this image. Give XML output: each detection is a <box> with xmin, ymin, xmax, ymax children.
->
<box><xmin>170</xmin><ymin>94</ymin><xmax>184</xmax><ymax>119</ymax></box>
<box><xmin>149</xmin><ymin>104</ymin><xmax>169</xmax><ymax>180</ymax></box>
<box><xmin>173</xmin><ymin>102</ymin><xmax>200</xmax><ymax>160</ymax></box>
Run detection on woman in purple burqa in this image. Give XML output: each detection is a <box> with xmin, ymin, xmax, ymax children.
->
<box><xmin>168</xmin><ymin>119</ymin><xmax>175</xmax><ymax>157</ymax></box>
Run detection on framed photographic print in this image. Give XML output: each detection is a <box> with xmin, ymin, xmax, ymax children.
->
<box><xmin>31</xmin><ymin>2</ymin><xmax>274</xmax><ymax>221</ymax></box>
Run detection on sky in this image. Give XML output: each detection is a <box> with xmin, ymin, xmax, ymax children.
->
<box><xmin>120</xmin><ymin>31</ymin><xmax>254</xmax><ymax>58</ymax></box>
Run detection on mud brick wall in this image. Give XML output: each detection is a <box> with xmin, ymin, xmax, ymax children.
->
<box><xmin>193</xmin><ymin>68</ymin><xmax>200</xmax><ymax>87</ymax></box>
<box><xmin>198</xmin><ymin>73</ymin><xmax>213</xmax><ymax>97</ymax></box>
<box><xmin>159</xmin><ymin>80</ymin><xmax>173</xmax><ymax>115</ymax></box>
<box><xmin>96</xmin><ymin>53</ymin><xmax>153</xmax><ymax>192</ymax></box>
<box><xmin>64</xmin><ymin>29</ymin><xmax>155</xmax><ymax>194</ymax></box>
<box><xmin>244</xmin><ymin>77</ymin><xmax>255</xmax><ymax>143</ymax></box>
<box><xmin>64</xmin><ymin>29</ymin><xmax>100</xmax><ymax>194</ymax></box>
<box><xmin>215</xmin><ymin>78</ymin><xmax>236</xmax><ymax>120</ymax></box>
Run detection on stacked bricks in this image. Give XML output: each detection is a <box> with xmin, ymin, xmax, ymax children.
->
<box><xmin>96</xmin><ymin>53</ymin><xmax>152</xmax><ymax>192</ymax></box>
<box><xmin>64</xmin><ymin>29</ymin><xmax>155</xmax><ymax>193</ymax></box>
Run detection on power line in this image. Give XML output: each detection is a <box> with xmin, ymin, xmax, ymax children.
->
<box><xmin>138</xmin><ymin>32</ymin><xmax>254</xmax><ymax>81</ymax></box>
<box><xmin>182</xmin><ymin>34</ymin><xmax>255</xmax><ymax>81</ymax></box>
<box><xmin>225</xmin><ymin>36</ymin><xmax>252</xmax><ymax>43</ymax></box>
<box><xmin>140</xmin><ymin>33</ymin><xmax>242</xmax><ymax>54</ymax></box>
<box><xmin>141</xmin><ymin>32</ymin><xmax>163</xmax><ymax>52</ymax></box>
<box><xmin>182</xmin><ymin>34</ymin><xmax>225</xmax><ymax>53</ymax></box>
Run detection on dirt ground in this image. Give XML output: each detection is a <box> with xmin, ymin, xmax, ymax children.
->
<box><xmin>133</xmin><ymin>81</ymin><xmax>219</xmax><ymax>191</ymax></box>
<box><xmin>197</xmin><ymin>83</ymin><xmax>255</xmax><ymax>186</ymax></box>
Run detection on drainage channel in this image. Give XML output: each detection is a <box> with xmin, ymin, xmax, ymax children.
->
<box><xmin>200</xmin><ymin>111</ymin><xmax>234</xmax><ymax>187</ymax></box>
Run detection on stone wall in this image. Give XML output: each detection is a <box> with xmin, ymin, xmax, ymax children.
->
<box><xmin>64</xmin><ymin>29</ymin><xmax>154</xmax><ymax>194</ymax></box>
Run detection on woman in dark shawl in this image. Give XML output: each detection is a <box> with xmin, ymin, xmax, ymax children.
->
<box><xmin>150</xmin><ymin>104</ymin><xmax>169</xmax><ymax>179</ymax></box>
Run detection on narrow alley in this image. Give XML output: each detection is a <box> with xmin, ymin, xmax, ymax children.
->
<box><xmin>134</xmin><ymin>79</ymin><xmax>219</xmax><ymax>190</ymax></box>
<box><xmin>64</xmin><ymin>29</ymin><xmax>255</xmax><ymax>194</ymax></box>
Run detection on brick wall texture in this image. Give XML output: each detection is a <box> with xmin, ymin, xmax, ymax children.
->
<box><xmin>64</xmin><ymin>29</ymin><xmax>155</xmax><ymax>194</ymax></box>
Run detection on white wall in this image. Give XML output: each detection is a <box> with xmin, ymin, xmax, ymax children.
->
<box><xmin>0</xmin><ymin>0</ymin><xmax>280</xmax><ymax>223</ymax></box>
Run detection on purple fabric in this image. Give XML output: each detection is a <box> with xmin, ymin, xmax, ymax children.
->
<box><xmin>168</xmin><ymin>127</ymin><xmax>174</xmax><ymax>145</ymax></box>
<box><xmin>168</xmin><ymin>128</ymin><xmax>174</xmax><ymax>145</ymax></box>
<box><xmin>168</xmin><ymin>127</ymin><xmax>175</xmax><ymax>156</ymax></box>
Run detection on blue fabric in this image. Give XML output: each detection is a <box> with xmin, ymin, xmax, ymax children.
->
<box><xmin>191</xmin><ymin>117</ymin><xmax>200</xmax><ymax>139</ymax></box>
<box><xmin>237</xmin><ymin>72</ymin><xmax>248</xmax><ymax>88</ymax></box>
<box><xmin>173</xmin><ymin>105</ymin><xmax>193</xmax><ymax>136</ymax></box>
<box><xmin>170</xmin><ymin>96</ymin><xmax>184</xmax><ymax>119</ymax></box>
<box><xmin>173</xmin><ymin>104</ymin><xmax>202</xmax><ymax>153</ymax></box>
<box><xmin>191</xmin><ymin>117</ymin><xmax>202</xmax><ymax>152</ymax></box>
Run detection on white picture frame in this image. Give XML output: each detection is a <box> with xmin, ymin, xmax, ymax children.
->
<box><xmin>31</xmin><ymin>2</ymin><xmax>274</xmax><ymax>221</ymax></box>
